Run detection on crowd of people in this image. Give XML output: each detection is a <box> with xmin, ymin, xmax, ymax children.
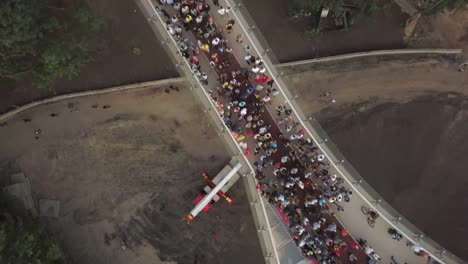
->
<box><xmin>156</xmin><ymin>0</ymin><xmax>384</xmax><ymax>263</ymax></box>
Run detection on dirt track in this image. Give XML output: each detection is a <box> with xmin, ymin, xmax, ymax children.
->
<box><xmin>0</xmin><ymin>86</ymin><xmax>263</xmax><ymax>264</ymax></box>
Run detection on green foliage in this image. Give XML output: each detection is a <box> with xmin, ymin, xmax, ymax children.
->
<box><xmin>426</xmin><ymin>0</ymin><xmax>468</xmax><ymax>14</ymax></box>
<box><xmin>304</xmin><ymin>29</ymin><xmax>321</xmax><ymax>39</ymax></box>
<box><xmin>354</xmin><ymin>0</ymin><xmax>381</xmax><ymax>20</ymax></box>
<box><xmin>0</xmin><ymin>206</ymin><xmax>63</xmax><ymax>264</ymax></box>
<box><xmin>132</xmin><ymin>47</ymin><xmax>142</xmax><ymax>56</ymax></box>
<box><xmin>0</xmin><ymin>0</ymin><xmax>100</xmax><ymax>89</ymax></box>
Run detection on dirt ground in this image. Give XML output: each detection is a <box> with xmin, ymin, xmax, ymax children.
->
<box><xmin>281</xmin><ymin>54</ymin><xmax>467</xmax><ymax>115</ymax></box>
<box><xmin>408</xmin><ymin>7</ymin><xmax>468</xmax><ymax>56</ymax></box>
<box><xmin>317</xmin><ymin>94</ymin><xmax>468</xmax><ymax>261</ymax></box>
<box><xmin>281</xmin><ymin>57</ymin><xmax>468</xmax><ymax>260</ymax></box>
<box><xmin>240</xmin><ymin>0</ymin><xmax>408</xmax><ymax>62</ymax></box>
<box><xmin>0</xmin><ymin>86</ymin><xmax>263</xmax><ymax>264</ymax></box>
<box><xmin>0</xmin><ymin>0</ymin><xmax>178</xmax><ymax>114</ymax></box>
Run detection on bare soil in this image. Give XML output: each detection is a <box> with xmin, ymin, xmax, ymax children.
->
<box><xmin>408</xmin><ymin>7</ymin><xmax>468</xmax><ymax>56</ymax></box>
<box><xmin>0</xmin><ymin>86</ymin><xmax>262</xmax><ymax>264</ymax></box>
<box><xmin>240</xmin><ymin>0</ymin><xmax>408</xmax><ymax>62</ymax></box>
<box><xmin>0</xmin><ymin>0</ymin><xmax>178</xmax><ymax>114</ymax></box>
<box><xmin>281</xmin><ymin>54</ymin><xmax>466</xmax><ymax>116</ymax></box>
<box><xmin>317</xmin><ymin>94</ymin><xmax>468</xmax><ymax>261</ymax></box>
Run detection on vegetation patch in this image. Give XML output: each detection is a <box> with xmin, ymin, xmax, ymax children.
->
<box><xmin>0</xmin><ymin>198</ymin><xmax>63</xmax><ymax>264</ymax></box>
<box><xmin>0</xmin><ymin>0</ymin><xmax>101</xmax><ymax>89</ymax></box>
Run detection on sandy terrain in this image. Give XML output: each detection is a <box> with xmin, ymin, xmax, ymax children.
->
<box><xmin>409</xmin><ymin>7</ymin><xmax>468</xmax><ymax>56</ymax></box>
<box><xmin>0</xmin><ymin>0</ymin><xmax>178</xmax><ymax>114</ymax></box>
<box><xmin>0</xmin><ymin>85</ymin><xmax>262</xmax><ymax>264</ymax></box>
<box><xmin>240</xmin><ymin>0</ymin><xmax>408</xmax><ymax>62</ymax></box>
<box><xmin>281</xmin><ymin>54</ymin><xmax>467</xmax><ymax>116</ymax></box>
<box><xmin>281</xmin><ymin>57</ymin><xmax>468</xmax><ymax>260</ymax></box>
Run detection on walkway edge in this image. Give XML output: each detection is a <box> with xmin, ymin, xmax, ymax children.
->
<box><xmin>0</xmin><ymin>78</ymin><xmax>186</xmax><ymax>122</ymax></box>
<box><xmin>275</xmin><ymin>48</ymin><xmax>462</xmax><ymax>68</ymax></box>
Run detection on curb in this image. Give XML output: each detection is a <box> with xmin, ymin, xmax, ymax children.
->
<box><xmin>0</xmin><ymin>78</ymin><xmax>186</xmax><ymax>122</ymax></box>
<box><xmin>275</xmin><ymin>49</ymin><xmax>462</xmax><ymax>68</ymax></box>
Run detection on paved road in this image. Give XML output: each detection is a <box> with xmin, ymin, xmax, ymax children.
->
<box><xmin>137</xmin><ymin>0</ymin><xmax>462</xmax><ymax>264</ymax></box>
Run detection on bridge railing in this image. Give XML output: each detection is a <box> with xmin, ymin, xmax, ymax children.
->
<box><xmin>309</xmin><ymin>118</ymin><xmax>464</xmax><ymax>263</ymax></box>
<box><xmin>223</xmin><ymin>0</ymin><xmax>466</xmax><ymax>263</ymax></box>
<box><xmin>136</xmin><ymin>0</ymin><xmax>281</xmax><ymax>263</ymax></box>
<box><xmin>224</xmin><ymin>1</ymin><xmax>281</xmax><ymax>66</ymax></box>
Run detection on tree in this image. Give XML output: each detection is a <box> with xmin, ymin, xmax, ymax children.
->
<box><xmin>0</xmin><ymin>200</ymin><xmax>63</xmax><ymax>264</ymax></box>
<box><xmin>354</xmin><ymin>0</ymin><xmax>381</xmax><ymax>19</ymax></box>
<box><xmin>0</xmin><ymin>0</ymin><xmax>100</xmax><ymax>89</ymax></box>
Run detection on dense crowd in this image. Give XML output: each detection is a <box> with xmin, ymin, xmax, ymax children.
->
<box><xmin>157</xmin><ymin>0</ymin><xmax>378</xmax><ymax>263</ymax></box>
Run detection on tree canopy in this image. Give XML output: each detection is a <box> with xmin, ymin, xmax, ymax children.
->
<box><xmin>0</xmin><ymin>197</ymin><xmax>63</xmax><ymax>264</ymax></box>
<box><xmin>0</xmin><ymin>0</ymin><xmax>100</xmax><ymax>88</ymax></box>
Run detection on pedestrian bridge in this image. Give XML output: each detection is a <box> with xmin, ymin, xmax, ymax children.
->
<box><xmin>138</xmin><ymin>0</ymin><xmax>465</xmax><ymax>263</ymax></box>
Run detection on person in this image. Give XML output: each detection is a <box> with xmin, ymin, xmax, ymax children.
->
<box><xmin>218</xmin><ymin>6</ymin><xmax>226</xmax><ymax>16</ymax></box>
<box><xmin>201</xmin><ymin>72</ymin><xmax>208</xmax><ymax>85</ymax></box>
<box><xmin>201</xmin><ymin>43</ymin><xmax>210</xmax><ymax>52</ymax></box>
<box><xmin>226</xmin><ymin>19</ymin><xmax>235</xmax><ymax>32</ymax></box>
<box><xmin>195</xmin><ymin>15</ymin><xmax>203</xmax><ymax>24</ymax></box>
<box><xmin>407</xmin><ymin>241</ymin><xmax>424</xmax><ymax>254</ymax></box>
<box><xmin>236</xmin><ymin>34</ymin><xmax>243</xmax><ymax>43</ymax></box>
<box><xmin>212</xmin><ymin>37</ymin><xmax>220</xmax><ymax>47</ymax></box>
<box><xmin>364</xmin><ymin>245</ymin><xmax>374</xmax><ymax>255</ymax></box>
<box><xmin>267</xmin><ymin>79</ymin><xmax>274</xmax><ymax>87</ymax></box>
<box><xmin>244</xmin><ymin>54</ymin><xmax>251</xmax><ymax>65</ymax></box>
<box><xmin>272</xmin><ymin>88</ymin><xmax>280</xmax><ymax>97</ymax></box>
<box><xmin>159</xmin><ymin>8</ymin><xmax>171</xmax><ymax>20</ymax></box>
<box><xmin>348</xmin><ymin>253</ymin><xmax>358</xmax><ymax>262</ymax></box>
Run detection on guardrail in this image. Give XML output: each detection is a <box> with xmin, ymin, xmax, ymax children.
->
<box><xmin>275</xmin><ymin>48</ymin><xmax>462</xmax><ymax>68</ymax></box>
<box><xmin>223</xmin><ymin>0</ymin><xmax>466</xmax><ymax>263</ymax></box>
<box><xmin>0</xmin><ymin>78</ymin><xmax>186</xmax><ymax>122</ymax></box>
<box><xmin>136</xmin><ymin>0</ymin><xmax>281</xmax><ymax>263</ymax></box>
